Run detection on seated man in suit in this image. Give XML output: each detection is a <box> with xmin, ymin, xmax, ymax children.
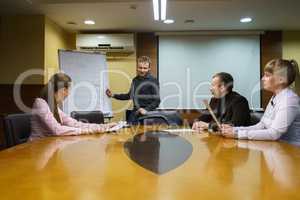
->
<box><xmin>192</xmin><ymin>72</ymin><xmax>251</xmax><ymax>132</ymax></box>
<box><xmin>106</xmin><ymin>56</ymin><xmax>160</xmax><ymax>124</ymax></box>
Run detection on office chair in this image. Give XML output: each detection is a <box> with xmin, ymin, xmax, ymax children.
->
<box><xmin>71</xmin><ymin>111</ymin><xmax>104</xmax><ymax>124</ymax></box>
<box><xmin>249</xmin><ymin>110</ymin><xmax>264</xmax><ymax>125</ymax></box>
<box><xmin>4</xmin><ymin>113</ymin><xmax>32</xmax><ymax>147</ymax></box>
<box><xmin>138</xmin><ymin>111</ymin><xmax>183</xmax><ymax>126</ymax></box>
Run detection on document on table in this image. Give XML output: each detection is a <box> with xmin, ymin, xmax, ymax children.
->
<box><xmin>164</xmin><ymin>128</ymin><xmax>196</xmax><ymax>133</ymax></box>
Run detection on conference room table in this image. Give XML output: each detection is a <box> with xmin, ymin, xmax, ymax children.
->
<box><xmin>1</xmin><ymin>125</ymin><xmax>300</xmax><ymax>200</ymax></box>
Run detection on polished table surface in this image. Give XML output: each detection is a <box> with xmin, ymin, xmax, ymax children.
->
<box><xmin>1</xmin><ymin>125</ymin><xmax>300</xmax><ymax>200</ymax></box>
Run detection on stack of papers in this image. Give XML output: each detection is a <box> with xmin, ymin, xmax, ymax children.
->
<box><xmin>107</xmin><ymin>121</ymin><xmax>128</xmax><ymax>132</ymax></box>
<box><xmin>163</xmin><ymin>128</ymin><xmax>196</xmax><ymax>133</ymax></box>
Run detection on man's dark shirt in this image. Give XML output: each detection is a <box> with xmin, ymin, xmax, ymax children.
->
<box><xmin>199</xmin><ymin>91</ymin><xmax>251</xmax><ymax>131</ymax></box>
<box><xmin>113</xmin><ymin>73</ymin><xmax>160</xmax><ymax>111</ymax></box>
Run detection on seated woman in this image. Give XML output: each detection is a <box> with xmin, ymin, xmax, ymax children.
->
<box><xmin>30</xmin><ymin>73</ymin><xmax>116</xmax><ymax>140</ymax></box>
<box><xmin>222</xmin><ymin>59</ymin><xmax>300</xmax><ymax>144</ymax></box>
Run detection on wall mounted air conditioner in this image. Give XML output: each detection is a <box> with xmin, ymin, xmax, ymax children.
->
<box><xmin>76</xmin><ymin>33</ymin><xmax>135</xmax><ymax>57</ymax></box>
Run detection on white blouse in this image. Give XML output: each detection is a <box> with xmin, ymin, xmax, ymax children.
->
<box><xmin>235</xmin><ymin>88</ymin><xmax>300</xmax><ymax>141</ymax></box>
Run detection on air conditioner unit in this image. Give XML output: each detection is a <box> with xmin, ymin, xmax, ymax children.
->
<box><xmin>76</xmin><ymin>33</ymin><xmax>135</xmax><ymax>57</ymax></box>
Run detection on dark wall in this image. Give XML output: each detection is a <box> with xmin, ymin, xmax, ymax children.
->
<box><xmin>0</xmin><ymin>84</ymin><xmax>43</xmax><ymax>149</ymax></box>
<box><xmin>260</xmin><ymin>31</ymin><xmax>282</xmax><ymax>108</ymax></box>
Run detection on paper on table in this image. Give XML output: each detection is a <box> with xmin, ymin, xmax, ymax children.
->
<box><xmin>164</xmin><ymin>128</ymin><xmax>196</xmax><ymax>133</ymax></box>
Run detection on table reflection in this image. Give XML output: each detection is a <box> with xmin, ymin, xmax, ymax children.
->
<box><xmin>124</xmin><ymin>131</ymin><xmax>193</xmax><ymax>174</ymax></box>
<box><xmin>238</xmin><ymin>140</ymin><xmax>300</xmax><ymax>189</ymax></box>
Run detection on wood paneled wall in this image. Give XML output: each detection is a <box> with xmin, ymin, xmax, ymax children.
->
<box><xmin>260</xmin><ymin>31</ymin><xmax>282</xmax><ymax>108</ymax></box>
<box><xmin>136</xmin><ymin>33</ymin><xmax>158</xmax><ymax>77</ymax></box>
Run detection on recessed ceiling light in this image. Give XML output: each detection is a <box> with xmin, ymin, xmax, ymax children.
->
<box><xmin>184</xmin><ymin>19</ymin><xmax>195</xmax><ymax>24</ymax></box>
<box><xmin>84</xmin><ymin>20</ymin><xmax>95</xmax><ymax>25</ymax></box>
<box><xmin>240</xmin><ymin>17</ymin><xmax>252</xmax><ymax>23</ymax></box>
<box><xmin>129</xmin><ymin>4</ymin><xmax>137</xmax><ymax>10</ymax></box>
<box><xmin>25</xmin><ymin>0</ymin><xmax>33</xmax><ymax>4</ymax></box>
<box><xmin>161</xmin><ymin>0</ymin><xmax>167</xmax><ymax>21</ymax></box>
<box><xmin>153</xmin><ymin>0</ymin><xmax>167</xmax><ymax>21</ymax></box>
<box><xmin>164</xmin><ymin>19</ymin><xmax>174</xmax><ymax>24</ymax></box>
<box><xmin>153</xmin><ymin>0</ymin><xmax>159</xmax><ymax>21</ymax></box>
<box><xmin>67</xmin><ymin>21</ymin><xmax>77</xmax><ymax>25</ymax></box>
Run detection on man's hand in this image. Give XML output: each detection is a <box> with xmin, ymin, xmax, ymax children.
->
<box><xmin>106</xmin><ymin>89</ymin><xmax>113</xmax><ymax>98</ymax></box>
<box><xmin>137</xmin><ymin>108</ymin><xmax>147</xmax><ymax>115</ymax></box>
<box><xmin>221</xmin><ymin>124</ymin><xmax>236</xmax><ymax>138</ymax></box>
<box><xmin>192</xmin><ymin>121</ymin><xmax>209</xmax><ymax>132</ymax></box>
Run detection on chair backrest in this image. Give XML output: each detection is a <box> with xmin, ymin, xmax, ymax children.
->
<box><xmin>250</xmin><ymin>110</ymin><xmax>264</xmax><ymax>125</ymax></box>
<box><xmin>4</xmin><ymin>113</ymin><xmax>32</xmax><ymax>147</ymax></box>
<box><xmin>70</xmin><ymin>111</ymin><xmax>104</xmax><ymax>124</ymax></box>
<box><xmin>138</xmin><ymin>115</ymin><xmax>170</xmax><ymax>125</ymax></box>
<box><xmin>138</xmin><ymin>111</ymin><xmax>183</xmax><ymax>126</ymax></box>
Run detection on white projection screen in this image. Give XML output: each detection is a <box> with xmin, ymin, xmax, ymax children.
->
<box><xmin>158</xmin><ymin>35</ymin><xmax>261</xmax><ymax>110</ymax></box>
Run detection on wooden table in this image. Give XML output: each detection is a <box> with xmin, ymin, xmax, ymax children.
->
<box><xmin>1</xmin><ymin>126</ymin><xmax>300</xmax><ymax>200</ymax></box>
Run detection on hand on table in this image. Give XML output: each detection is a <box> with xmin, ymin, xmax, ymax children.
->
<box><xmin>221</xmin><ymin>124</ymin><xmax>236</xmax><ymax>138</ymax></box>
<box><xmin>192</xmin><ymin>121</ymin><xmax>209</xmax><ymax>132</ymax></box>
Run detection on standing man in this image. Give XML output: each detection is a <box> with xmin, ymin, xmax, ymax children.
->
<box><xmin>106</xmin><ymin>56</ymin><xmax>160</xmax><ymax>124</ymax></box>
<box><xmin>192</xmin><ymin>72</ymin><xmax>251</xmax><ymax>132</ymax></box>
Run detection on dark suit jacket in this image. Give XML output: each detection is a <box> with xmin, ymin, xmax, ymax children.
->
<box><xmin>199</xmin><ymin>91</ymin><xmax>251</xmax><ymax>131</ymax></box>
<box><xmin>113</xmin><ymin>73</ymin><xmax>160</xmax><ymax>111</ymax></box>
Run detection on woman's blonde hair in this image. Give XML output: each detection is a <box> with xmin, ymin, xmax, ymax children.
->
<box><xmin>265</xmin><ymin>58</ymin><xmax>299</xmax><ymax>86</ymax></box>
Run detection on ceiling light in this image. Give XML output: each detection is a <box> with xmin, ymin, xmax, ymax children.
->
<box><xmin>153</xmin><ymin>0</ymin><xmax>167</xmax><ymax>21</ymax></box>
<box><xmin>153</xmin><ymin>0</ymin><xmax>159</xmax><ymax>21</ymax></box>
<box><xmin>67</xmin><ymin>21</ymin><xmax>77</xmax><ymax>25</ymax></box>
<box><xmin>161</xmin><ymin>0</ymin><xmax>167</xmax><ymax>21</ymax></box>
<box><xmin>84</xmin><ymin>20</ymin><xmax>95</xmax><ymax>25</ymax></box>
<box><xmin>129</xmin><ymin>4</ymin><xmax>137</xmax><ymax>10</ymax></box>
<box><xmin>184</xmin><ymin>19</ymin><xmax>195</xmax><ymax>24</ymax></box>
<box><xmin>240</xmin><ymin>17</ymin><xmax>252</xmax><ymax>23</ymax></box>
<box><xmin>97</xmin><ymin>36</ymin><xmax>105</xmax><ymax>39</ymax></box>
<box><xmin>164</xmin><ymin>19</ymin><xmax>174</xmax><ymax>24</ymax></box>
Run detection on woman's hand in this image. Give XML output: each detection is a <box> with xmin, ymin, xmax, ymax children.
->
<box><xmin>107</xmin><ymin>122</ymin><xmax>118</xmax><ymax>128</ymax></box>
<box><xmin>221</xmin><ymin>124</ymin><xmax>236</xmax><ymax>138</ymax></box>
<box><xmin>98</xmin><ymin>122</ymin><xmax>117</xmax><ymax>132</ymax></box>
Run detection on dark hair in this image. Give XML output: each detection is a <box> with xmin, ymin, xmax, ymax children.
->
<box><xmin>265</xmin><ymin>58</ymin><xmax>299</xmax><ymax>86</ymax></box>
<box><xmin>213</xmin><ymin>72</ymin><xmax>234</xmax><ymax>92</ymax></box>
<box><xmin>40</xmin><ymin>73</ymin><xmax>72</xmax><ymax>123</ymax></box>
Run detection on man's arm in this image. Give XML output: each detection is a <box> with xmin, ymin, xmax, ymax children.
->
<box><xmin>193</xmin><ymin>99</ymin><xmax>216</xmax><ymax>131</ymax></box>
<box><xmin>229</xmin><ymin>97</ymin><xmax>251</xmax><ymax>126</ymax></box>
<box><xmin>113</xmin><ymin>81</ymin><xmax>133</xmax><ymax>100</ymax></box>
<box><xmin>199</xmin><ymin>110</ymin><xmax>213</xmax><ymax>123</ymax></box>
<box><xmin>198</xmin><ymin>98</ymin><xmax>215</xmax><ymax>123</ymax></box>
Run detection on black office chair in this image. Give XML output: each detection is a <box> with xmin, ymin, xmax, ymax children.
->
<box><xmin>4</xmin><ymin>113</ymin><xmax>32</xmax><ymax>147</ymax></box>
<box><xmin>71</xmin><ymin>111</ymin><xmax>104</xmax><ymax>124</ymax></box>
<box><xmin>138</xmin><ymin>111</ymin><xmax>183</xmax><ymax>126</ymax></box>
<box><xmin>138</xmin><ymin>115</ymin><xmax>170</xmax><ymax>125</ymax></box>
<box><xmin>249</xmin><ymin>110</ymin><xmax>264</xmax><ymax>125</ymax></box>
